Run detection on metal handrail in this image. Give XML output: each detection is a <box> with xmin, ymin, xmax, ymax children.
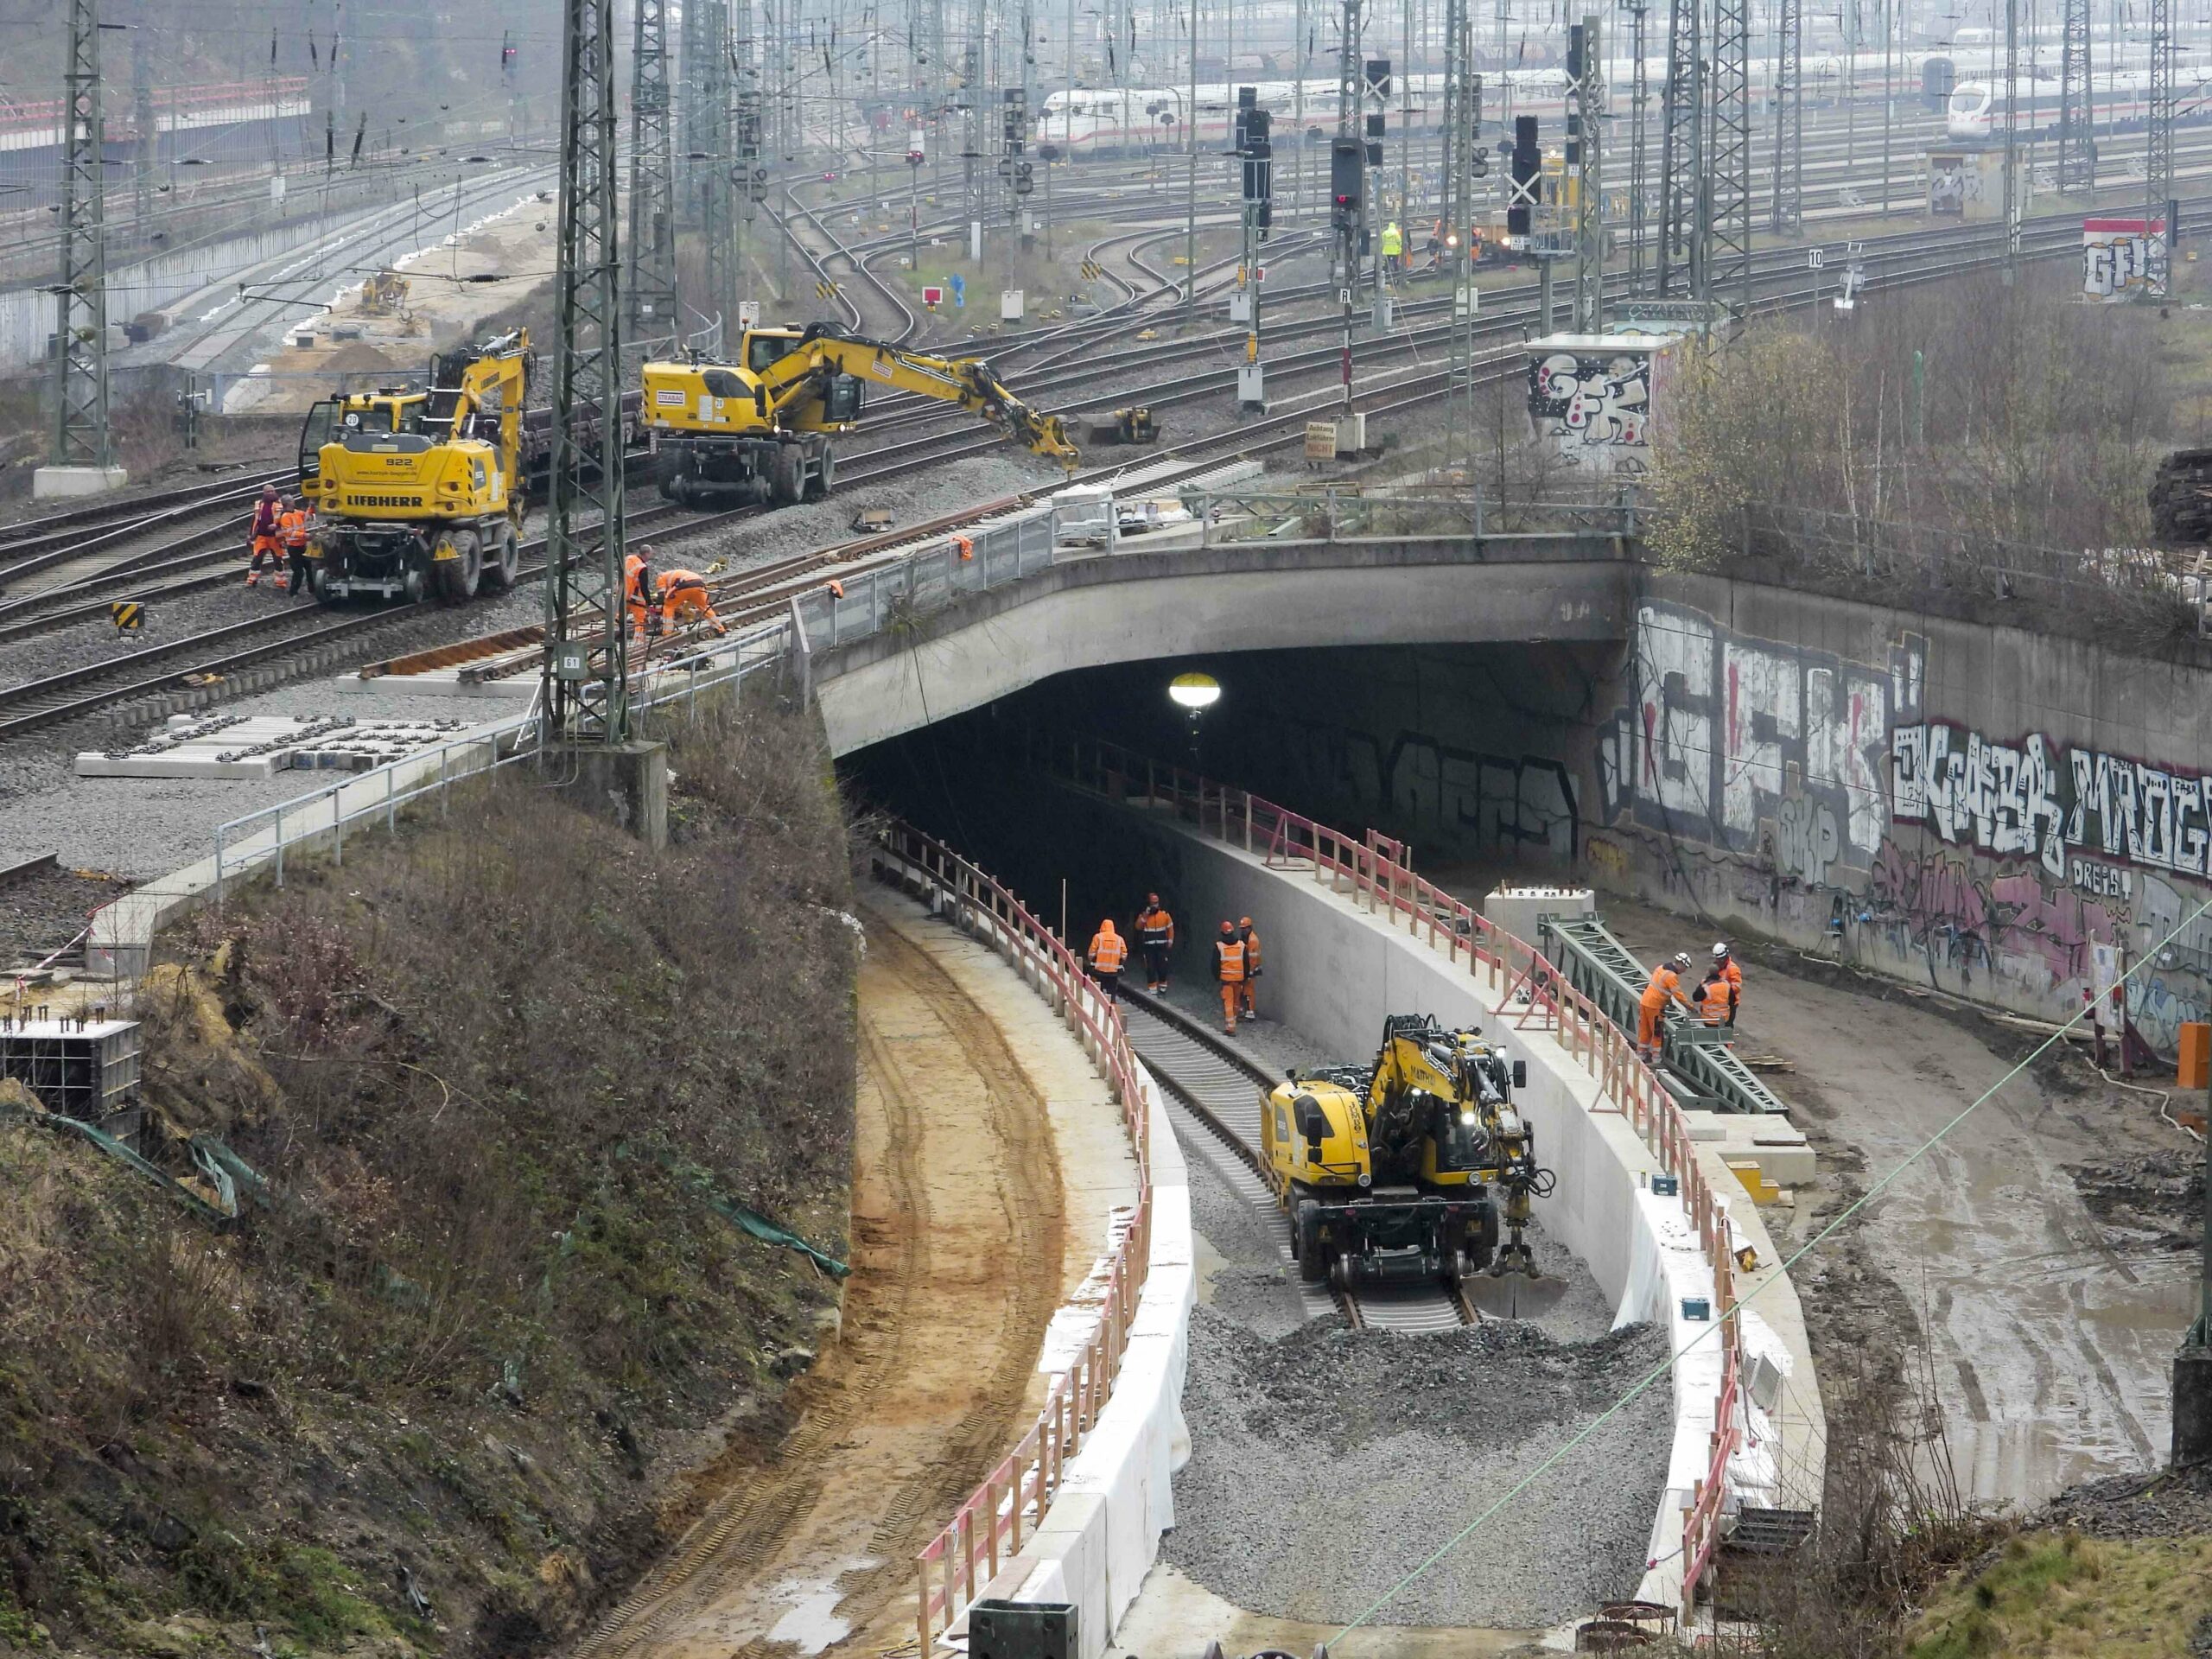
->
<box><xmin>876</xmin><ymin>822</ymin><xmax>1155</xmax><ymax>1655</ymax></box>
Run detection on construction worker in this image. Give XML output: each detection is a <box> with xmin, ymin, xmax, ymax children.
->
<box><xmin>1086</xmin><ymin>918</ymin><xmax>1127</xmax><ymax>1000</ymax></box>
<box><xmin>278</xmin><ymin>497</ymin><xmax>312</xmax><ymax>595</ymax></box>
<box><xmin>1212</xmin><ymin>920</ymin><xmax>1248</xmax><ymax>1035</ymax></box>
<box><xmin>1688</xmin><ymin>966</ymin><xmax>1730</xmax><ymax>1028</ymax></box>
<box><xmin>1711</xmin><ymin>941</ymin><xmax>1743</xmax><ymax>1027</ymax></box>
<box><xmin>1135</xmin><ymin>892</ymin><xmax>1174</xmax><ymax>993</ymax></box>
<box><xmin>624</xmin><ymin>550</ymin><xmax>652</xmax><ymax>640</ymax></box>
<box><xmin>1381</xmin><ymin>219</ymin><xmax>1404</xmax><ymax>276</ymax></box>
<box><xmin>656</xmin><ymin>567</ymin><xmax>728</xmax><ymax>636</ymax></box>
<box><xmin>1236</xmin><ymin>915</ymin><xmax>1262</xmax><ymax>1019</ymax></box>
<box><xmin>1637</xmin><ymin>951</ymin><xmax>1694</xmax><ymax>1061</ymax></box>
<box><xmin>245</xmin><ymin>484</ymin><xmax>283</xmax><ymax>587</ymax></box>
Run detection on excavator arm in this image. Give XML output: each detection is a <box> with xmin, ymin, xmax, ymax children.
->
<box><xmin>759</xmin><ymin>324</ymin><xmax>1079</xmax><ymax>472</ymax></box>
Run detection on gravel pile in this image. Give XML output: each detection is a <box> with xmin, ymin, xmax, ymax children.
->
<box><xmin>1162</xmin><ymin>1309</ymin><xmax>1671</xmax><ymax>1630</ymax></box>
<box><xmin>1181</xmin><ymin>1121</ymin><xmax>1309</xmax><ymax>1342</ymax></box>
<box><xmin>2040</xmin><ymin>1460</ymin><xmax>2212</xmax><ymax>1541</ymax></box>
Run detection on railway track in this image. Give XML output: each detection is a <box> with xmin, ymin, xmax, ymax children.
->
<box><xmin>1116</xmin><ymin>987</ymin><xmax>1479</xmax><ymax>1332</ymax></box>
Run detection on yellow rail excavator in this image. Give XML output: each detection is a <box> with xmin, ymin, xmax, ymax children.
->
<box><xmin>296</xmin><ymin>328</ymin><xmax>533</xmax><ymax>603</ymax></box>
<box><xmin>1262</xmin><ymin>1014</ymin><xmax>1556</xmax><ymax>1294</ymax></box>
<box><xmin>639</xmin><ymin>321</ymin><xmax>1077</xmax><ymax>507</ymax></box>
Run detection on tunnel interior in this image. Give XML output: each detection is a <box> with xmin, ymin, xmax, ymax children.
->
<box><xmin>844</xmin><ymin>639</ymin><xmax>1618</xmax><ymax>982</ymax></box>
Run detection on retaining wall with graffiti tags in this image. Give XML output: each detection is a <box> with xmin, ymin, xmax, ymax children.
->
<box><xmin>1589</xmin><ymin>574</ymin><xmax>2212</xmax><ymax>1049</ymax></box>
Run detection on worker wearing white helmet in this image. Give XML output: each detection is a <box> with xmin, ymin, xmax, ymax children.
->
<box><xmin>1710</xmin><ymin>941</ymin><xmax>1743</xmax><ymax>1027</ymax></box>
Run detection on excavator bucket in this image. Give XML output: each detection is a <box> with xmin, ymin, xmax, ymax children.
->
<box><xmin>1464</xmin><ymin>1266</ymin><xmax>1571</xmax><ymax>1320</ymax></box>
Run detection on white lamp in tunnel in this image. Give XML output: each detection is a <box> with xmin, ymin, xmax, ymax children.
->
<box><xmin>1168</xmin><ymin>671</ymin><xmax>1221</xmax><ymax>767</ymax></box>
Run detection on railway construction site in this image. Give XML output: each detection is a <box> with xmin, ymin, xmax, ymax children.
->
<box><xmin>3</xmin><ymin>1</ymin><xmax>2212</xmax><ymax>1656</ymax></box>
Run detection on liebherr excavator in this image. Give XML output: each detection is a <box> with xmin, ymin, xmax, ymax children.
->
<box><xmin>1262</xmin><ymin>1015</ymin><xmax>1556</xmax><ymax>1291</ymax></box>
<box><xmin>296</xmin><ymin>328</ymin><xmax>534</xmax><ymax>603</ymax></box>
<box><xmin>640</xmin><ymin>322</ymin><xmax>1078</xmax><ymax>506</ymax></box>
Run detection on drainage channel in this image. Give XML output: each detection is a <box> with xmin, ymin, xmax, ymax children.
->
<box><xmin>1116</xmin><ymin>988</ymin><xmax>1477</xmax><ymax>1332</ymax></box>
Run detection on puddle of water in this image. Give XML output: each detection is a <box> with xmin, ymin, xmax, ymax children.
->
<box><xmin>754</xmin><ymin>1555</ymin><xmax>880</xmax><ymax>1656</ymax></box>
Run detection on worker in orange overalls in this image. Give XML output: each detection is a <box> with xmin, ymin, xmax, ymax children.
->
<box><xmin>1688</xmin><ymin>966</ymin><xmax>1730</xmax><ymax>1028</ymax></box>
<box><xmin>624</xmin><ymin>550</ymin><xmax>652</xmax><ymax>640</ymax></box>
<box><xmin>1637</xmin><ymin>951</ymin><xmax>1694</xmax><ymax>1060</ymax></box>
<box><xmin>278</xmin><ymin>498</ymin><xmax>312</xmax><ymax>595</ymax></box>
<box><xmin>1236</xmin><ymin>915</ymin><xmax>1262</xmax><ymax>1020</ymax></box>
<box><xmin>1212</xmin><ymin>919</ymin><xmax>1247</xmax><ymax>1035</ymax></box>
<box><xmin>1086</xmin><ymin>918</ymin><xmax>1128</xmax><ymax>1000</ymax></box>
<box><xmin>1710</xmin><ymin>941</ymin><xmax>1743</xmax><ymax>1027</ymax></box>
<box><xmin>1135</xmin><ymin>893</ymin><xmax>1175</xmax><ymax>992</ymax></box>
<box><xmin>656</xmin><ymin>567</ymin><xmax>728</xmax><ymax>636</ymax></box>
<box><xmin>245</xmin><ymin>483</ymin><xmax>283</xmax><ymax>587</ymax></box>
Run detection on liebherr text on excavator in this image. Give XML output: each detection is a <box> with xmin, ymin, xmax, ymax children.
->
<box><xmin>640</xmin><ymin>322</ymin><xmax>1078</xmax><ymax>506</ymax></box>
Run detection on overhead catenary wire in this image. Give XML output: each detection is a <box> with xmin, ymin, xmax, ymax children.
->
<box><xmin>1327</xmin><ymin>888</ymin><xmax>2212</xmax><ymax>1641</ymax></box>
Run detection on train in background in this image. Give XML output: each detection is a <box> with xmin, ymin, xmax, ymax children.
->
<box><xmin>1037</xmin><ymin>52</ymin><xmax>1967</xmax><ymax>154</ymax></box>
<box><xmin>1944</xmin><ymin>61</ymin><xmax>2212</xmax><ymax>139</ymax></box>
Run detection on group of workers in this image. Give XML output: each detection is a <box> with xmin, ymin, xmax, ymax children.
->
<box><xmin>623</xmin><ymin>545</ymin><xmax>728</xmax><ymax>642</ymax></box>
<box><xmin>1638</xmin><ymin>941</ymin><xmax>1745</xmax><ymax>1058</ymax></box>
<box><xmin>245</xmin><ymin>481</ymin><xmax>315</xmax><ymax>596</ymax></box>
<box><xmin>1085</xmin><ymin>893</ymin><xmax>1263</xmax><ymax>1035</ymax></box>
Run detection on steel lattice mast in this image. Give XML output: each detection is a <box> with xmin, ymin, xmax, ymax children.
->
<box><xmin>701</xmin><ymin>0</ymin><xmax>737</xmax><ymax>334</ymax></box>
<box><xmin>1444</xmin><ymin>0</ymin><xmax>1478</xmax><ymax>472</ymax></box>
<box><xmin>1655</xmin><ymin>0</ymin><xmax>1699</xmax><ymax>296</ymax></box>
<box><xmin>2057</xmin><ymin>0</ymin><xmax>2094</xmax><ymax>191</ymax></box>
<box><xmin>1706</xmin><ymin>0</ymin><xmax>1751</xmax><ymax>308</ymax></box>
<box><xmin>626</xmin><ymin>0</ymin><xmax>679</xmax><ymax>335</ymax></box>
<box><xmin>1769</xmin><ymin>0</ymin><xmax>1801</xmax><ymax>233</ymax></box>
<box><xmin>54</xmin><ymin>0</ymin><xmax>111</xmax><ymax>472</ymax></box>
<box><xmin>2003</xmin><ymin>0</ymin><xmax>2021</xmax><ymax>276</ymax></box>
<box><xmin>2148</xmin><ymin>0</ymin><xmax>2174</xmax><ymax>292</ymax></box>
<box><xmin>1622</xmin><ymin>0</ymin><xmax>1649</xmax><ymax>292</ymax></box>
<box><xmin>543</xmin><ymin>0</ymin><xmax>629</xmax><ymax>743</ymax></box>
<box><xmin>679</xmin><ymin>0</ymin><xmax>708</xmax><ymax>225</ymax></box>
<box><xmin>130</xmin><ymin>16</ymin><xmax>154</xmax><ymax>237</ymax></box>
<box><xmin>1569</xmin><ymin>16</ymin><xmax>1604</xmax><ymax>332</ymax></box>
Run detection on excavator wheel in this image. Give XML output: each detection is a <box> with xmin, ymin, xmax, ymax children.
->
<box><xmin>1294</xmin><ymin>1201</ymin><xmax>1328</xmax><ymax>1283</ymax></box>
<box><xmin>481</xmin><ymin>524</ymin><xmax>520</xmax><ymax>594</ymax></box>
<box><xmin>805</xmin><ymin>445</ymin><xmax>836</xmax><ymax>501</ymax></box>
<box><xmin>769</xmin><ymin>442</ymin><xmax>806</xmax><ymax>506</ymax></box>
<box><xmin>436</xmin><ymin>531</ymin><xmax>482</xmax><ymax>601</ymax></box>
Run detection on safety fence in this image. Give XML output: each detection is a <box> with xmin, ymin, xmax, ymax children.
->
<box><xmin>1028</xmin><ymin>727</ymin><xmax>1746</xmax><ymax>1628</ymax></box>
<box><xmin>790</xmin><ymin>505</ymin><xmax>1057</xmax><ymax>652</ymax></box>
<box><xmin>871</xmin><ymin>820</ymin><xmax>1157</xmax><ymax>1656</ymax></box>
<box><xmin>1177</xmin><ymin>488</ymin><xmax>1643</xmax><ymax>546</ymax></box>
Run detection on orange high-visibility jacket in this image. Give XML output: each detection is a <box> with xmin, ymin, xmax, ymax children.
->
<box><xmin>1640</xmin><ymin>964</ymin><xmax>1682</xmax><ymax>1011</ymax></box>
<box><xmin>1089</xmin><ymin>925</ymin><xmax>1127</xmax><ymax>973</ymax></box>
<box><xmin>1213</xmin><ymin>937</ymin><xmax>1247</xmax><ymax>983</ymax></box>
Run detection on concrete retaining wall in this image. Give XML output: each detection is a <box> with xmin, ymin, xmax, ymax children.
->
<box><xmin>1019</xmin><ymin>787</ymin><xmax>1821</xmax><ymax>1617</ymax></box>
<box><xmin>989</xmin><ymin>1060</ymin><xmax>1194</xmax><ymax>1659</ymax></box>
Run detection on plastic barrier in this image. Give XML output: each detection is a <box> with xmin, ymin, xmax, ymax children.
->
<box><xmin>872</xmin><ymin>822</ymin><xmax>1166</xmax><ymax>1655</ymax></box>
<box><xmin>1029</xmin><ymin>730</ymin><xmax>1748</xmax><ymax>1628</ymax></box>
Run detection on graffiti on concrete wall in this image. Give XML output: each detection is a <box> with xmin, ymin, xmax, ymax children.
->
<box><xmin>1592</xmin><ymin>600</ymin><xmax>2212</xmax><ymax>1031</ymax></box>
<box><xmin>1249</xmin><ymin>718</ymin><xmax>1580</xmax><ymax>862</ymax></box>
<box><xmin>1527</xmin><ymin>348</ymin><xmax>1657</xmax><ymax>475</ymax></box>
<box><xmin>1595</xmin><ymin>600</ymin><xmax>1905</xmax><ymax>872</ymax></box>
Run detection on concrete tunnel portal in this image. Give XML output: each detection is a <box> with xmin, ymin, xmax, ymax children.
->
<box><xmin>842</xmin><ymin>638</ymin><xmax>1743</xmax><ymax>1637</ymax></box>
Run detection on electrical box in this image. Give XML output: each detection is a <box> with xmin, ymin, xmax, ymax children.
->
<box><xmin>1228</xmin><ymin>291</ymin><xmax>1253</xmax><ymax>323</ymax></box>
<box><xmin>1001</xmin><ymin>289</ymin><xmax>1025</xmax><ymax>321</ymax></box>
<box><xmin>0</xmin><ymin>1015</ymin><xmax>141</xmax><ymax>1122</ymax></box>
<box><xmin>1371</xmin><ymin>295</ymin><xmax>1394</xmax><ymax>329</ymax></box>
<box><xmin>1334</xmin><ymin>410</ymin><xmax>1366</xmax><ymax>456</ymax></box>
<box><xmin>969</xmin><ymin>1599</ymin><xmax>1076</xmax><ymax>1659</ymax></box>
<box><xmin>551</xmin><ymin>641</ymin><xmax>594</xmax><ymax>682</ymax></box>
<box><xmin>1237</xmin><ymin>363</ymin><xmax>1265</xmax><ymax>409</ymax></box>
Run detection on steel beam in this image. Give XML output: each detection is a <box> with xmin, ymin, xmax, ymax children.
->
<box><xmin>543</xmin><ymin>0</ymin><xmax>629</xmax><ymax>743</ymax></box>
<box><xmin>626</xmin><ymin>0</ymin><xmax>680</xmax><ymax>337</ymax></box>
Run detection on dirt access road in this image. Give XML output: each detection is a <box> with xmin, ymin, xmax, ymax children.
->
<box><xmin>1593</xmin><ymin>893</ymin><xmax>2199</xmax><ymax>1511</ymax></box>
<box><xmin>569</xmin><ymin>917</ymin><xmax>1066</xmax><ymax>1659</ymax></box>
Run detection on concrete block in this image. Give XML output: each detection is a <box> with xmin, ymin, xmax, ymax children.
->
<box><xmin>1484</xmin><ymin>884</ymin><xmax>1593</xmax><ymax>949</ymax></box>
<box><xmin>547</xmin><ymin>740</ymin><xmax>669</xmax><ymax>849</ymax></box>
<box><xmin>1681</xmin><ymin>1108</ymin><xmax>1816</xmax><ymax>1187</ymax></box>
<box><xmin>32</xmin><ymin>464</ymin><xmax>129</xmax><ymax>500</ymax></box>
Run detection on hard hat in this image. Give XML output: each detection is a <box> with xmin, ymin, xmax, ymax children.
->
<box><xmin>1220</xmin><ymin>920</ymin><xmax>1236</xmax><ymax>934</ymax></box>
<box><xmin>1238</xmin><ymin>916</ymin><xmax>1252</xmax><ymax>928</ymax></box>
<box><xmin>1712</xmin><ymin>941</ymin><xmax>1731</xmax><ymax>959</ymax></box>
<box><xmin>1672</xmin><ymin>951</ymin><xmax>1693</xmax><ymax>969</ymax></box>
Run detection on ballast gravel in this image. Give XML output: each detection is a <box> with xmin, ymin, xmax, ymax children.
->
<box><xmin>1160</xmin><ymin>1308</ymin><xmax>1670</xmax><ymax>1631</ymax></box>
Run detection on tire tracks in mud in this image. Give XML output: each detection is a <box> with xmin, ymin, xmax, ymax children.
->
<box><xmin>570</xmin><ymin>918</ymin><xmax>1065</xmax><ymax>1659</ymax></box>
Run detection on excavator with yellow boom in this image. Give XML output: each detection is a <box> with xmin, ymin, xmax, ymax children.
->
<box><xmin>1262</xmin><ymin>1014</ymin><xmax>1555</xmax><ymax>1293</ymax></box>
<box><xmin>640</xmin><ymin>322</ymin><xmax>1077</xmax><ymax>506</ymax></box>
<box><xmin>296</xmin><ymin>328</ymin><xmax>533</xmax><ymax>603</ymax></box>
